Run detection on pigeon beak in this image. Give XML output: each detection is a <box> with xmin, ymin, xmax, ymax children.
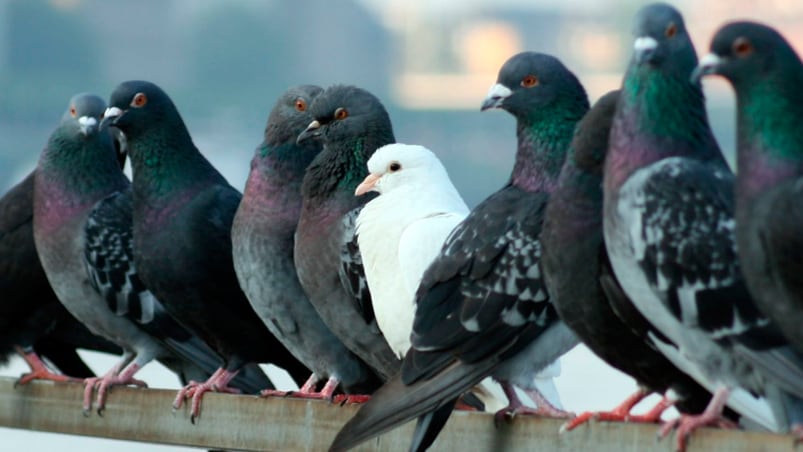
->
<box><xmin>480</xmin><ymin>84</ymin><xmax>512</xmax><ymax>111</ymax></box>
<box><xmin>77</xmin><ymin>116</ymin><xmax>99</xmax><ymax>136</ymax></box>
<box><xmin>690</xmin><ymin>53</ymin><xmax>722</xmax><ymax>84</ymax></box>
<box><xmin>100</xmin><ymin>106</ymin><xmax>124</xmax><ymax>130</ymax></box>
<box><xmin>634</xmin><ymin>36</ymin><xmax>658</xmax><ymax>65</ymax></box>
<box><xmin>355</xmin><ymin>173</ymin><xmax>381</xmax><ymax>196</ymax></box>
<box><xmin>297</xmin><ymin>120</ymin><xmax>322</xmax><ymax>144</ymax></box>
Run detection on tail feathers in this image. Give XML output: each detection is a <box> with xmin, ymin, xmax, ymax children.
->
<box><xmin>330</xmin><ymin>358</ymin><xmax>495</xmax><ymax>452</ymax></box>
<box><xmin>734</xmin><ymin>344</ymin><xmax>803</xmax><ymax>399</ymax></box>
<box><xmin>409</xmin><ymin>399</ymin><xmax>458</xmax><ymax>452</ymax></box>
<box><xmin>163</xmin><ymin>336</ymin><xmax>273</xmax><ymax>393</ymax></box>
<box><xmin>164</xmin><ymin>336</ymin><xmax>223</xmax><ymax>378</ymax></box>
<box><xmin>233</xmin><ymin>362</ymin><xmax>274</xmax><ymax>393</ymax></box>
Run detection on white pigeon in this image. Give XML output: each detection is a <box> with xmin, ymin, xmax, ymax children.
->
<box><xmin>355</xmin><ymin>143</ymin><xmax>562</xmax><ymax>412</ymax></box>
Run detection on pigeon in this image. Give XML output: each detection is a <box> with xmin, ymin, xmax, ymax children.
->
<box><xmin>330</xmin><ymin>51</ymin><xmax>588</xmax><ymax>452</ymax></box>
<box><xmin>541</xmin><ymin>90</ymin><xmax>741</xmax><ymax>432</ymax></box>
<box><xmin>602</xmin><ymin>4</ymin><xmax>803</xmax><ymax>449</ymax></box>
<box><xmin>354</xmin><ymin>143</ymin><xmax>470</xmax><ymax>357</ymax></box>
<box><xmin>102</xmin><ymin>80</ymin><xmax>309</xmax><ymax>422</ymax></box>
<box><xmin>0</xmin><ymin>171</ymin><xmax>121</xmax><ymax>384</ymax></box>
<box><xmin>232</xmin><ymin>85</ymin><xmax>383</xmax><ymax>401</ymax></box>
<box><xmin>693</xmin><ymin>22</ymin><xmax>803</xmax><ymax>358</ymax></box>
<box><xmin>32</xmin><ymin>93</ymin><xmax>173</xmax><ymax>413</ymax></box>
<box><xmin>294</xmin><ymin>85</ymin><xmax>401</xmax><ymax>381</ymax></box>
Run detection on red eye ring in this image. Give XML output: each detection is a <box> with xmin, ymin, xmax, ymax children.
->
<box><xmin>733</xmin><ymin>37</ymin><xmax>753</xmax><ymax>57</ymax></box>
<box><xmin>131</xmin><ymin>92</ymin><xmax>148</xmax><ymax>108</ymax></box>
<box><xmin>665</xmin><ymin>22</ymin><xmax>677</xmax><ymax>38</ymax></box>
<box><xmin>521</xmin><ymin>75</ymin><xmax>538</xmax><ymax>88</ymax></box>
<box><xmin>295</xmin><ymin>99</ymin><xmax>306</xmax><ymax>112</ymax></box>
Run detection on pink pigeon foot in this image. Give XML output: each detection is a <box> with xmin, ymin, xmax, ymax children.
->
<box><xmin>658</xmin><ymin>387</ymin><xmax>736</xmax><ymax>452</ymax></box>
<box><xmin>173</xmin><ymin>368</ymin><xmax>241</xmax><ymax>424</ymax></box>
<box><xmin>561</xmin><ymin>388</ymin><xmax>674</xmax><ymax>433</ymax></box>
<box><xmin>14</xmin><ymin>346</ymin><xmax>80</xmax><ymax>386</ymax></box>
<box><xmin>261</xmin><ymin>374</ymin><xmax>333</xmax><ymax>399</ymax></box>
<box><xmin>83</xmin><ymin>363</ymin><xmax>147</xmax><ymax>416</ymax></box>
<box><xmin>495</xmin><ymin>383</ymin><xmax>574</xmax><ymax>427</ymax></box>
<box><xmin>791</xmin><ymin>423</ymin><xmax>803</xmax><ymax>445</ymax></box>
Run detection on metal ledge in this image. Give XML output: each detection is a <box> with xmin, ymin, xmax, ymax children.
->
<box><xmin>0</xmin><ymin>377</ymin><xmax>797</xmax><ymax>451</ymax></box>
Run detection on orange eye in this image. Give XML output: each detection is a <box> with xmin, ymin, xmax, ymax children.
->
<box><xmin>334</xmin><ymin>107</ymin><xmax>348</xmax><ymax>120</ymax></box>
<box><xmin>69</xmin><ymin>106</ymin><xmax>77</xmax><ymax>117</ymax></box>
<box><xmin>665</xmin><ymin>22</ymin><xmax>677</xmax><ymax>38</ymax></box>
<box><xmin>295</xmin><ymin>99</ymin><xmax>306</xmax><ymax>112</ymax></box>
<box><xmin>521</xmin><ymin>75</ymin><xmax>538</xmax><ymax>88</ymax></box>
<box><xmin>131</xmin><ymin>92</ymin><xmax>148</xmax><ymax>108</ymax></box>
<box><xmin>733</xmin><ymin>37</ymin><xmax>753</xmax><ymax>57</ymax></box>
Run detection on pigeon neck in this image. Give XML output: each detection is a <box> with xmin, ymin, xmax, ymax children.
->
<box><xmin>511</xmin><ymin>117</ymin><xmax>575</xmax><ymax>193</ymax></box>
<box><xmin>734</xmin><ymin>76</ymin><xmax>803</xmax><ymax>203</ymax></box>
<box><xmin>35</xmin><ymin>132</ymin><xmax>127</xmax><ymax>226</ymax></box>
<box><xmin>302</xmin><ymin>134</ymin><xmax>393</xmax><ymax>205</ymax></box>
<box><xmin>606</xmin><ymin>67</ymin><xmax>722</xmax><ymax>190</ymax></box>
<box><xmin>128</xmin><ymin>130</ymin><xmax>225</xmax><ymax>200</ymax></box>
<box><xmin>241</xmin><ymin>141</ymin><xmax>320</xmax><ymax>223</ymax></box>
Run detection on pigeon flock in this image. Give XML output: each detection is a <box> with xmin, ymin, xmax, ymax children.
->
<box><xmin>2</xmin><ymin>2</ymin><xmax>802</xmax><ymax>451</ymax></box>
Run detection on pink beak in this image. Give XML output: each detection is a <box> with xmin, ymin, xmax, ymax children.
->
<box><xmin>355</xmin><ymin>173</ymin><xmax>381</xmax><ymax>196</ymax></box>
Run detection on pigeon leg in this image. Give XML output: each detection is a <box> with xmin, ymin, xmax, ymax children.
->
<box><xmin>82</xmin><ymin>351</ymin><xmax>137</xmax><ymax>415</ymax></box>
<box><xmin>92</xmin><ymin>359</ymin><xmax>148</xmax><ymax>416</ymax></box>
<box><xmin>14</xmin><ymin>346</ymin><xmax>80</xmax><ymax>386</ymax></box>
<box><xmin>658</xmin><ymin>386</ymin><xmax>735</xmax><ymax>452</ymax></box>
<box><xmin>178</xmin><ymin>368</ymin><xmax>242</xmax><ymax>424</ymax></box>
<box><xmin>561</xmin><ymin>387</ymin><xmax>656</xmax><ymax>432</ymax></box>
<box><xmin>261</xmin><ymin>373</ymin><xmax>319</xmax><ymax>398</ymax></box>
<box><xmin>495</xmin><ymin>382</ymin><xmax>574</xmax><ymax>427</ymax></box>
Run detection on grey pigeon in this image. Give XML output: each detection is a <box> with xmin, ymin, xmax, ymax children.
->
<box><xmin>330</xmin><ymin>51</ymin><xmax>587</xmax><ymax>452</ymax></box>
<box><xmin>603</xmin><ymin>4</ymin><xmax>803</xmax><ymax>450</ymax></box>
<box><xmin>695</xmin><ymin>21</ymin><xmax>803</xmax><ymax>361</ymax></box>
<box><xmin>542</xmin><ymin>90</ymin><xmax>740</xmax><ymax>432</ymax></box>
<box><xmin>103</xmin><ymin>80</ymin><xmax>308</xmax><ymax>422</ymax></box>
<box><xmin>232</xmin><ymin>85</ymin><xmax>383</xmax><ymax>400</ymax></box>
<box><xmin>33</xmin><ymin>93</ymin><xmax>175</xmax><ymax>413</ymax></box>
<box><xmin>294</xmin><ymin>85</ymin><xmax>401</xmax><ymax>381</ymax></box>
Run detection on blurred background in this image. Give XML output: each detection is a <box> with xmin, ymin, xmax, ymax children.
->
<box><xmin>0</xmin><ymin>0</ymin><xmax>801</xmax><ymax>450</ymax></box>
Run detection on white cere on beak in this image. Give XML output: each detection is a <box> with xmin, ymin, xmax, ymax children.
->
<box><xmin>698</xmin><ymin>53</ymin><xmax>722</xmax><ymax>68</ymax></box>
<box><xmin>104</xmin><ymin>106</ymin><xmax>123</xmax><ymax>119</ymax></box>
<box><xmin>78</xmin><ymin>116</ymin><xmax>98</xmax><ymax>135</ymax></box>
<box><xmin>634</xmin><ymin>36</ymin><xmax>658</xmax><ymax>53</ymax></box>
<box><xmin>485</xmin><ymin>83</ymin><xmax>513</xmax><ymax>100</ymax></box>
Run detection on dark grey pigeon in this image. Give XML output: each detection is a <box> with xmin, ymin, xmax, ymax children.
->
<box><xmin>293</xmin><ymin>85</ymin><xmax>400</xmax><ymax>381</ymax></box>
<box><xmin>695</xmin><ymin>21</ymin><xmax>803</xmax><ymax>362</ymax></box>
<box><xmin>603</xmin><ymin>4</ymin><xmax>803</xmax><ymax>450</ymax></box>
<box><xmin>232</xmin><ymin>85</ymin><xmax>383</xmax><ymax>400</ymax></box>
<box><xmin>103</xmin><ymin>80</ymin><xmax>309</xmax><ymax>423</ymax></box>
<box><xmin>542</xmin><ymin>90</ymin><xmax>740</xmax><ymax>432</ymax></box>
<box><xmin>0</xmin><ymin>171</ymin><xmax>121</xmax><ymax>384</ymax></box>
<box><xmin>330</xmin><ymin>52</ymin><xmax>587</xmax><ymax>452</ymax></box>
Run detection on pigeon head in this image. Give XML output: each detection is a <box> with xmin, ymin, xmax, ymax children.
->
<box><xmin>480</xmin><ymin>52</ymin><xmax>588</xmax><ymax>124</ymax></box>
<box><xmin>103</xmin><ymin>80</ymin><xmax>187</xmax><ymax>142</ymax></box>
<box><xmin>354</xmin><ymin>143</ymin><xmax>448</xmax><ymax>196</ymax></box>
<box><xmin>629</xmin><ymin>3</ymin><xmax>696</xmax><ymax>73</ymax></box>
<box><xmin>264</xmin><ymin>85</ymin><xmax>324</xmax><ymax>147</ymax></box>
<box><xmin>61</xmin><ymin>93</ymin><xmax>106</xmax><ymax>138</ymax></box>
<box><xmin>692</xmin><ymin>22</ymin><xmax>802</xmax><ymax>90</ymax></box>
<box><xmin>296</xmin><ymin>85</ymin><xmax>395</xmax><ymax>148</ymax></box>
